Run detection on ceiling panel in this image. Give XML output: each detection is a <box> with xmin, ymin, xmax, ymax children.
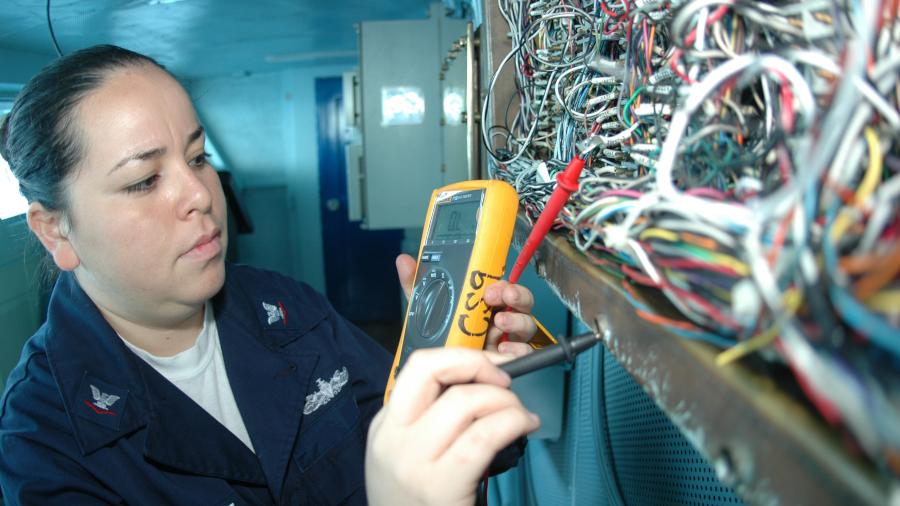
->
<box><xmin>0</xmin><ymin>0</ymin><xmax>439</xmax><ymax>78</ymax></box>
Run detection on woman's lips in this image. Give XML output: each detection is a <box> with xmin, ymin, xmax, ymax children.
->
<box><xmin>183</xmin><ymin>230</ymin><xmax>222</xmax><ymax>261</ymax></box>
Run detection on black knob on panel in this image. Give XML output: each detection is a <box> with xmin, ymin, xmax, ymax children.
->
<box><xmin>416</xmin><ymin>274</ymin><xmax>453</xmax><ymax>339</ymax></box>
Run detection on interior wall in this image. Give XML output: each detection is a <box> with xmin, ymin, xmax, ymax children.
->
<box><xmin>281</xmin><ymin>64</ymin><xmax>355</xmax><ymax>294</ymax></box>
<box><xmin>0</xmin><ymin>48</ymin><xmax>53</xmax><ymax>388</ymax></box>
<box><xmin>0</xmin><ymin>217</ymin><xmax>43</xmax><ymax>391</ymax></box>
<box><xmin>0</xmin><ymin>48</ymin><xmax>52</xmax><ymax>87</ymax></box>
<box><xmin>188</xmin><ymin>72</ymin><xmax>287</xmax><ymax>186</ymax></box>
<box><xmin>187</xmin><ymin>63</ymin><xmax>353</xmax><ymax>293</ymax></box>
<box><xmin>236</xmin><ymin>186</ymin><xmax>293</xmax><ymax>276</ymax></box>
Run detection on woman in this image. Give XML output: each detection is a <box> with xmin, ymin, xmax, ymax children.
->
<box><xmin>0</xmin><ymin>45</ymin><xmax>541</xmax><ymax>505</ymax></box>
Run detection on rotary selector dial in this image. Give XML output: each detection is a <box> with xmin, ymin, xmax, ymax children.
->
<box><xmin>414</xmin><ymin>267</ymin><xmax>455</xmax><ymax>339</ymax></box>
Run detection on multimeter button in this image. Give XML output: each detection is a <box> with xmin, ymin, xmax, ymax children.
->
<box><xmin>416</xmin><ymin>277</ymin><xmax>452</xmax><ymax>339</ymax></box>
<box><xmin>430</xmin><ymin>253</ymin><xmax>442</xmax><ymax>262</ymax></box>
<box><xmin>421</xmin><ymin>254</ymin><xmax>431</xmax><ymax>262</ymax></box>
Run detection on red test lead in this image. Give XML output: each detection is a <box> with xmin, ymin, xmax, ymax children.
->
<box><xmin>499</xmin><ymin>136</ymin><xmax>601</xmax><ymax>344</ymax></box>
<box><xmin>508</xmin><ymin>154</ymin><xmax>586</xmax><ymax>284</ymax></box>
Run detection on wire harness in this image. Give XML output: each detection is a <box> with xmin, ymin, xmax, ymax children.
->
<box><xmin>484</xmin><ymin>0</ymin><xmax>900</xmax><ymax>476</ymax></box>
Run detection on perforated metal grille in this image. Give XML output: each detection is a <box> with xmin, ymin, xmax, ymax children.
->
<box><xmin>492</xmin><ymin>337</ymin><xmax>745</xmax><ymax>506</ymax></box>
<box><xmin>603</xmin><ymin>350</ymin><xmax>744</xmax><ymax>506</ymax></box>
<box><xmin>505</xmin><ymin>349</ymin><xmax>610</xmax><ymax>506</ymax></box>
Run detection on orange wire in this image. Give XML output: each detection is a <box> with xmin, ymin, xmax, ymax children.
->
<box><xmin>635</xmin><ymin>309</ymin><xmax>704</xmax><ymax>332</ymax></box>
<box><xmin>824</xmin><ymin>177</ymin><xmax>856</xmax><ymax>205</ymax></box>
<box><xmin>681</xmin><ymin>232</ymin><xmax>718</xmax><ymax>251</ymax></box>
<box><xmin>840</xmin><ymin>252</ymin><xmax>884</xmax><ymax>274</ymax></box>
<box><xmin>768</xmin><ymin>208</ymin><xmax>794</xmax><ymax>267</ymax></box>
<box><xmin>855</xmin><ymin>242</ymin><xmax>900</xmax><ymax>300</ymax></box>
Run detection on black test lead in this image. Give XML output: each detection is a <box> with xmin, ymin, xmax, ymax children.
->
<box><xmin>499</xmin><ymin>330</ymin><xmax>602</xmax><ymax>378</ymax></box>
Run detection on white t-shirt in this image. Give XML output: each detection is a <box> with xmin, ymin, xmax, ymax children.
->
<box><xmin>120</xmin><ymin>303</ymin><xmax>255</xmax><ymax>453</ymax></box>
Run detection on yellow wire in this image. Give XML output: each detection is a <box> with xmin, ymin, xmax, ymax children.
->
<box><xmin>640</xmin><ymin>228</ymin><xmax>679</xmax><ymax>242</ymax></box>
<box><xmin>716</xmin><ymin>289</ymin><xmax>802</xmax><ymax>366</ymax></box>
<box><xmin>830</xmin><ymin>127</ymin><xmax>882</xmax><ymax>241</ymax></box>
<box><xmin>829</xmin><ymin>210</ymin><xmax>853</xmax><ymax>242</ymax></box>
<box><xmin>705</xmin><ymin>251</ymin><xmax>751</xmax><ymax>277</ymax></box>
<box><xmin>640</xmin><ymin>228</ymin><xmax>750</xmax><ymax>276</ymax></box>
<box><xmin>866</xmin><ymin>290</ymin><xmax>900</xmax><ymax>314</ymax></box>
<box><xmin>857</xmin><ymin>127</ymin><xmax>883</xmax><ymax>204</ymax></box>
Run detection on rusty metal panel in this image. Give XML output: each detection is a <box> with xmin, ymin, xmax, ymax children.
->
<box><xmin>479</xmin><ymin>0</ymin><xmax>518</xmax><ymax>177</ymax></box>
<box><xmin>513</xmin><ymin>215</ymin><xmax>892</xmax><ymax>506</ymax></box>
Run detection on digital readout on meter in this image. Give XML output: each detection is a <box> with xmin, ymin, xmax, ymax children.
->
<box><xmin>427</xmin><ymin>200</ymin><xmax>481</xmax><ymax>244</ymax></box>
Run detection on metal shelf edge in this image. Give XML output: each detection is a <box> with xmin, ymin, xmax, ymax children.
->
<box><xmin>513</xmin><ymin>214</ymin><xmax>891</xmax><ymax>506</ymax></box>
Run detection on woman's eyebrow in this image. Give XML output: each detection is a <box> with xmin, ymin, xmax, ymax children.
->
<box><xmin>109</xmin><ymin>147</ymin><xmax>166</xmax><ymax>175</ymax></box>
<box><xmin>107</xmin><ymin>126</ymin><xmax>204</xmax><ymax>175</ymax></box>
<box><xmin>186</xmin><ymin>125</ymin><xmax>204</xmax><ymax>147</ymax></box>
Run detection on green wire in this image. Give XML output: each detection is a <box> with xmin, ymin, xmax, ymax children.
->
<box><xmin>723</xmin><ymin>137</ymin><xmax>734</xmax><ymax>163</ymax></box>
<box><xmin>623</xmin><ymin>86</ymin><xmax>644</xmax><ymax>128</ymax></box>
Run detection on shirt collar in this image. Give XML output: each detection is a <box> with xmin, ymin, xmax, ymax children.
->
<box><xmin>44</xmin><ymin>264</ymin><xmax>329</xmax><ymax>456</ymax></box>
<box><xmin>44</xmin><ymin>271</ymin><xmax>150</xmax><ymax>455</ymax></box>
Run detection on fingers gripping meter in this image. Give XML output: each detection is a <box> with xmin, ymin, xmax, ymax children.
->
<box><xmin>384</xmin><ymin>180</ymin><xmax>519</xmax><ymax>402</ymax></box>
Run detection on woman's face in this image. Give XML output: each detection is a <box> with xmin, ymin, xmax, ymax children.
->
<box><xmin>62</xmin><ymin>64</ymin><xmax>227</xmax><ymax>318</ymax></box>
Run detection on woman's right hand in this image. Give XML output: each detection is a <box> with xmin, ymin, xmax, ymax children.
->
<box><xmin>365</xmin><ymin>348</ymin><xmax>541</xmax><ymax>506</ymax></box>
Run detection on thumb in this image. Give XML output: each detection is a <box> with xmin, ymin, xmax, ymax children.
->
<box><xmin>396</xmin><ymin>254</ymin><xmax>417</xmax><ymax>302</ymax></box>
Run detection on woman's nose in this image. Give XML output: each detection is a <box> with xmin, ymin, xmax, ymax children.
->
<box><xmin>176</xmin><ymin>163</ymin><xmax>213</xmax><ymax>219</ymax></box>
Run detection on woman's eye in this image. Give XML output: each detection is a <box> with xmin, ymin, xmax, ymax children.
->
<box><xmin>125</xmin><ymin>175</ymin><xmax>159</xmax><ymax>193</ymax></box>
<box><xmin>190</xmin><ymin>151</ymin><xmax>211</xmax><ymax>167</ymax></box>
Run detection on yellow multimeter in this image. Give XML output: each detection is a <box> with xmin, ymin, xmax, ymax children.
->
<box><xmin>384</xmin><ymin>180</ymin><xmax>520</xmax><ymax>402</ymax></box>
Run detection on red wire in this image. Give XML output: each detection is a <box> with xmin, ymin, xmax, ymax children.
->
<box><xmin>624</xmin><ymin>1</ymin><xmax>632</xmax><ymax>45</ymax></box>
<box><xmin>669</xmin><ymin>49</ymin><xmax>694</xmax><ymax>84</ymax></box>
<box><xmin>671</xmin><ymin>5</ymin><xmax>731</xmax><ymax>84</ymax></box>
<box><xmin>683</xmin><ymin>5</ymin><xmax>731</xmax><ymax>46</ymax></box>
<box><xmin>598</xmin><ymin>0</ymin><xmax>620</xmax><ymax>18</ymax></box>
<box><xmin>774</xmin><ymin>340</ymin><xmax>843</xmax><ymax>424</ymax></box>
<box><xmin>777</xmin><ymin>72</ymin><xmax>795</xmax><ymax>133</ymax></box>
<box><xmin>621</xmin><ymin>264</ymin><xmax>658</xmax><ymax>286</ymax></box>
<box><xmin>663</xmin><ymin>283</ymin><xmax>739</xmax><ymax>329</ymax></box>
<box><xmin>768</xmin><ymin>207</ymin><xmax>794</xmax><ymax>267</ymax></box>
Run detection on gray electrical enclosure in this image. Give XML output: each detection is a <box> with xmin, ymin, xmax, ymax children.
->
<box><xmin>357</xmin><ymin>5</ymin><xmax>469</xmax><ymax>229</ymax></box>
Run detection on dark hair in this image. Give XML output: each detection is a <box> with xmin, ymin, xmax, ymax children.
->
<box><xmin>0</xmin><ymin>44</ymin><xmax>168</xmax><ymax>211</ymax></box>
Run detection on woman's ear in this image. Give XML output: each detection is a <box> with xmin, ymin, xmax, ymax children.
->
<box><xmin>26</xmin><ymin>202</ymin><xmax>80</xmax><ymax>271</ymax></box>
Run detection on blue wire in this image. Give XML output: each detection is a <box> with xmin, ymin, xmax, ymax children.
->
<box><xmin>619</xmin><ymin>282</ymin><xmax>651</xmax><ymax>312</ymax></box>
<box><xmin>619</xmin><ymin>279</ymin><xmax>737</xmax><ymax>348</ymax></box>
<box><xmin>823</xmin><ymin>206</ymin><xmax>900</xmax><ymax>359</ymax></box>
<box><xmin>595</xmin><ymin>201</ymin><xmax>634</xmax><ymax>222</ymax></box>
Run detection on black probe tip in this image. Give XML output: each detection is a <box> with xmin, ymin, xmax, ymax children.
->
<box><xmin>500</xmin><ymin>331</ymin><xmax>601</xmax><ymax>378</ymax></box>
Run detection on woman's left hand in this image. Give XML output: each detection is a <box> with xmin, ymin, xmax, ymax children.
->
<box><xmin>366</xmin><ymin>347</ymin><xmax>541</xmax><ymax>506</ymax></box>
<box><xmin>396</xmin><ymin>254</ymin><xmax>537</xmax><ymax>358</ymax></box>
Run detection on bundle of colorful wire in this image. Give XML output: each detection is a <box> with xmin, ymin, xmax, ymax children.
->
<box><xmin>484</xmin><ymin>0</ymin><xmax>900</xmax><ymax>475</ymax></box>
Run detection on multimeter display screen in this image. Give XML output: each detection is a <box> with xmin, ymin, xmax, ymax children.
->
<box><xmin>429</xmin><ymin>199</ymin><xmax>481</xmax><ymax>243</ymax></box>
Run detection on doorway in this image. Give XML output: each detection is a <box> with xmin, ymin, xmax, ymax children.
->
<box><xmin>315</xmin><ymin>77</ymin><xmax>404</xmax><ymax>351</ymax></box>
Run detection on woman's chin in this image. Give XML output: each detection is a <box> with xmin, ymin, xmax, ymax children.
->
<box><xmin>189</xmin><ymin>257</ymin><xmax>227</xmax><ymax>301</ymax></box>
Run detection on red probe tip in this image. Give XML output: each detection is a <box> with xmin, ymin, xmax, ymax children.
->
<box><xmin>500</xmin><ymin>153</ymin><xmax>588</xmax><ymax>345</ymax></box>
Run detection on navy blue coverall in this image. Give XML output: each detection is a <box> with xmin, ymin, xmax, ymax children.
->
<box><xmin>0</xmin><ymin>263</ymin><xmax>392</xmax><ymax>505</ymax></box>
